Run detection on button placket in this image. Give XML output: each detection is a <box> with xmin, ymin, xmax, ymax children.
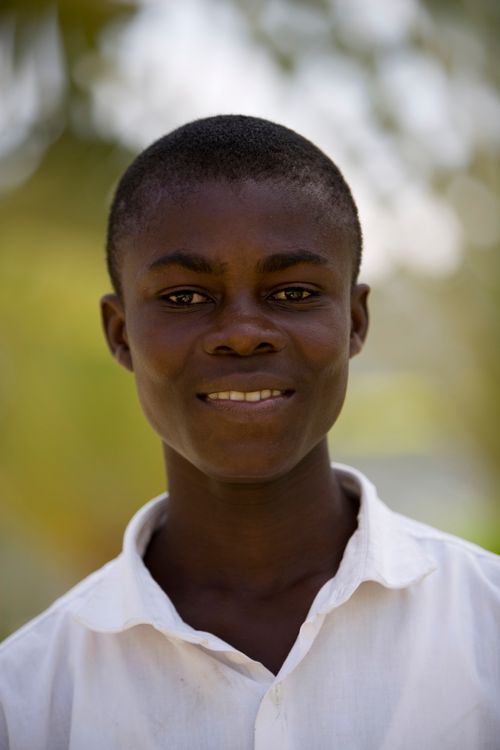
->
<box><xmin>271</xmin><ymin>682</ymin><xmax>282</xmax><ymax>707</ymax></box>
<box><xmin>253</xmin><ymin>679</ymin><xmax>290</xmax><ymax>749</ymax></box>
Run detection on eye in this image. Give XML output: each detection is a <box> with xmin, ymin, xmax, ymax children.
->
<box><xmin>161</xmin><ymin>290</ymin><xmax>210</xmax><ymax>306</ymax></box>
<box><xmin>270</xmin><ymin>287</ymin><xmax>316</xmax><ymax>302</ymax></box>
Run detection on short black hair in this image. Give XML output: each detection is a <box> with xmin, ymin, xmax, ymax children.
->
<box><xmin>106</xmin><ymin>115</ymin><xmax>362</xmax><ymax>295</ymax></box>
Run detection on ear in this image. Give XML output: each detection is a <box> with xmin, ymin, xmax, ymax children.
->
<box><xmin>349</xmin><ymin>283</ymin><xmax>370</xmax><ymax>358</ymax></box>
<box><xmin>100</xmin><ymin>293</ymin><xmax>133</xmax><ymax>372</ymax></box>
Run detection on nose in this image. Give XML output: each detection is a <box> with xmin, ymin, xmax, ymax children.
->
<box><xmin>202</xmin><ymin>300</ymin><xmax>286</xmax><ymax>356</ymax></box>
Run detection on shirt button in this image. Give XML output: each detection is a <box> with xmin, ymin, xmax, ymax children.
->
<box><xmin>271</xmin><ymin>682</ymin><xmax>282</xmax><ymax>706</ymax></box>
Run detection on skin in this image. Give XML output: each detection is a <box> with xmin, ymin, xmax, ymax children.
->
<box><xmin>101</xmin><ymin>178</ymin><xmax>369</xmax><ymax>674</ymax></box>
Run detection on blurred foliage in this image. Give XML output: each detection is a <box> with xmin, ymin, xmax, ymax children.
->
<box><xmin>1</xmin><ymin>0</ymin><xmax>499</xmax><ymax>637</ymax></box>
<box><xmin>1</xmin><ymin>0</ymin><xmax>135</xmax><ymax>38</ymax></box>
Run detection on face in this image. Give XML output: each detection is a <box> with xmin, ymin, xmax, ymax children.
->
<box><xmin>101</xmin><ymin>179</ymin><xmax>369</xmax><ymax>483</ymax></box>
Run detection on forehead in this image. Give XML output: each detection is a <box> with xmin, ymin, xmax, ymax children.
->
<box><xmin>123</xmin><ymin>178</ymin><xmax>355</xmax><ymax>276</ymax></box>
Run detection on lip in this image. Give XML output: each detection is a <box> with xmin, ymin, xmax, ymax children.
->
<box><xmin>195</xmin><ymin>375</ymin><xmax>295</xmax><ymax>415</ymax></box>
<box><xmin>196</xmin><ymin>374</ymin><xmax>295</xmax><ymax>398</ymax></box>
<box><xmin>198</xmin><ymin>390</ymin><xmax>293</xmax><ymax>413</ymax></box>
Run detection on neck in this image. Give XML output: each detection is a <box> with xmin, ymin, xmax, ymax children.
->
<box><xmin>145</xmin><ymin>441</ymin><xmax>359</xmax><ymax>597</ymax></box>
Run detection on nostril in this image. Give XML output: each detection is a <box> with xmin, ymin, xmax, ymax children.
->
<box><xmin>212</xmin><ymin>341</ymin><xmax>276</xmax><ymax>355</ymax></box>
<box><xmin>203</xmin><ymin>321</ymin><xmax>286</xmax><ymax>356</ymax></box>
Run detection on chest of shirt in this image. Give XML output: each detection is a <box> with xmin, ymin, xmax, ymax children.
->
<box><xmin>8</xmin><ymin>581</ymin><xmax>498</xmax><ymax>750</ymax></box>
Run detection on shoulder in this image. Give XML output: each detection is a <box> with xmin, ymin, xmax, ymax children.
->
<box><xmin>0</xmin><ymin>557</ymin><xmax>119</xmax><ymax>664</ymax></box>
<box><xmin>399</xmin><ymin>512</ymin><xmax>500</xmax><ymax>569</ymax></box>
<box><xmin>0</xmin><ymin>559</ymin><xmax>121</xmax><ymax>748</ymax></box>
<box><xmin>396</xmin><ymin>513</ymin><xmax>500</xmax><ymax>610</ymax></box>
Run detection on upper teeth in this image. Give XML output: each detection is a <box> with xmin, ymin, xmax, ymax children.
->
<box><xmin>207</xmin><ymin>389</ymin><xmax>283</xmax><ymax>402</ymax></box>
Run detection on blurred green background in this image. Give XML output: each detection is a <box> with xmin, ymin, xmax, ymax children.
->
<box><xmin>1</xmin><ymin>0</ymin><xmax>499</xmax><ymax>638</ymax></box>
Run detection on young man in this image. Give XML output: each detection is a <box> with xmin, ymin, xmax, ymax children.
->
<box><xmin>1</xmin><ymin>116</ymin><xmax>499</xmax><ymax>749</ymax></box>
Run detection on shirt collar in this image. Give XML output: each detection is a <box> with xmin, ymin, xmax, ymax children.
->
<box><xmin>71</xmin><ymin>494</ymin><xmax>205</xmax><ymax>642</ymax></box>
<box><xmin>310</xmin><ymin>464</ymin><xmax>436</xmax><ymax>615</ymax></box>
<box><xmin>71</xmin><ymin>463</ymin><xmax>436</xmax><ymax>637</ymax></box>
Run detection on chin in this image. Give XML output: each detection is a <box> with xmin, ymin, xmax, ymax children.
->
<box><xmin>194</xmin><ymin>451</ymin><xmax>301</xmax><ymax>486</ymax></box>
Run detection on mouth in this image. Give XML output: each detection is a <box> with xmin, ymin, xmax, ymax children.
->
<box><xmin>197</xmin><ymin>388</ymin><xmax>294</xmax><ymax>409</ymax></box>
<box><xmin>201</xmin><ymin>388</ymin><xmax>291</xmax><ymax>403</ymax></box>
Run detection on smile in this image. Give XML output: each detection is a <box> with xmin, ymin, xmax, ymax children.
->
<box><xmin>206</xmin><ymin>389</ymin><xmax>284</xmax><ymax>402</ymax></box>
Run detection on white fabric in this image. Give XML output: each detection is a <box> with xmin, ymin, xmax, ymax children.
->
<box><xmin>1</xmin><ymin>464</ymin><xmax>499</xmax><ymax>750</ymax></box>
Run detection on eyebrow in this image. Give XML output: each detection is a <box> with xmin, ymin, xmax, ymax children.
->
<box><xmin>147</xmin><ymin>250</ymin><xmax>226</xmax><ymax>275</ymax></box>
<box><xmin>146</xmin><ymin>248</ymin><xmax>329</xmax><ymax>276</ymax></box>
<box><xmin>256</xmin><ymin>249</ymin><xmax>329</xmax><ymax>274</ymax></box>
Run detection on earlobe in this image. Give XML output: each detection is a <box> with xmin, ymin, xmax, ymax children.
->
<box><xmin>349</xmin><ymin>283</ymin><xmax>370</xmax><ymax>358</ymax></box>
<box><xmin>100</xmin><ymin>293</ymin><xmax>133</xmax><ymax>372</ymax></box>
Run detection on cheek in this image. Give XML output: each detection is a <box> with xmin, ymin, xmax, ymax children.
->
<box><xmin>293</xmin><ymin>311</ymin><xmax>351</xmax><ymax>433</ymax></box>
<box><xmin>293</xmin><ymin>308</ymin><xmax>351</xmax><ymax>375</ymax></box>
<box><xmin>127</xmin><ymin>312</ymin><xmax>193</xmax><ymax>383</ymax></box>
<box><xmin>125</xmin><ymin>317</ymin><xmax>195</xmax><ymax>438</ymax></box>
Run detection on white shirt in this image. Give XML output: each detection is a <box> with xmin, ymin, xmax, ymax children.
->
<box><xmin>1</xmin><ymin>464</ymin><xmax>499</xmax><ymax>750</ymax></box>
